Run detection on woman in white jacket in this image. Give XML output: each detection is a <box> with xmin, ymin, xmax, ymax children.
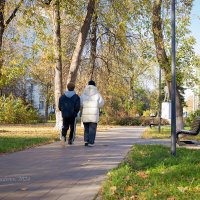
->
<box><xmin>80</xmin><ymin>80</ymin><xmax>104</xmax><ymax>146</ymax></box>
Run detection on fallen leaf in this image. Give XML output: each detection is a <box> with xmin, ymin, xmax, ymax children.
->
<box><xmin>126</xmin><ymin>185</ymin><xmax>133</xmax><ymax>191</ymax></box>
<box><xmin>167</xmin><ymin>197</ymin><xmax>176</xmax><ymax>200</ymax></box>
<box><xmin>137</xmin><ymin>171</ymin><xmax>148</xmax><ymax>179</ymax></box>
<box><xmin>110</xmin><ymin>186</ymin><xmax>117</xmax><ymax>195</ymax></box>
<box><xmin>177</xmin><ymin>186</ymin><xmax>188</xmax><ymax>193</ymax></box>
<box><xmin>130</xmin><ymin>195</ymin><xmax>137</xmax><ymax>200</ymax></box>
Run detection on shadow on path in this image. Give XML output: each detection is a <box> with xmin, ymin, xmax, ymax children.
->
<box><xmin>0</xmin><ymin>127</ymin><xmax>170</xmax><ymax>200</ymax></box>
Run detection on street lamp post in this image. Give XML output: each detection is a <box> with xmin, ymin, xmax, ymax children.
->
<box><xmin>171</xmin><ymin>0</ymin><xmax>176</xmax><ymax>156</ymax></box>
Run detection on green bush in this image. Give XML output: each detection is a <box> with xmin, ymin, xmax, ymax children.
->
<box><xmin>116</xmin><ymin>117</ymin><xmax>141</xmax><ymax>126</ymax></box>
<box><xmin>0</xmin><ymin>95</ymin><xmax>39</xmax><ymax>124</ymax></box>
<box><xmin>140</xmin><ymin>117</ymin><xmax>170</xmax><ymax>126</ymax></box>
<box><xmin>185</xmin><ymin>109</ymin><xmax>200</xmax><ymax>127</ymax></box>
<box><xmin>99</xmin><ymin>115</ymin><xmax>171</xmax><ymax>126</ymax></box>
<box><xmin>99</xmin><ymin>115</ymin><xmax>117</xmax><ymax>125</ymax></box>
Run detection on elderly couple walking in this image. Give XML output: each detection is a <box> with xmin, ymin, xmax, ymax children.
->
<box><xmin>58</xmin><ymin>80</ymin><xmax>104</xmax><ymax>147</ymax></box>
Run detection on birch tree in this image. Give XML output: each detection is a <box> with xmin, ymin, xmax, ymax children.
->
<box><xmin>52</xmin><ymin>0</ymin><xmax>62</xmax><ymax>128</ymax></box>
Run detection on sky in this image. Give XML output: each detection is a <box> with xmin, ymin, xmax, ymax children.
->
<box><xmin>190</xmin><ymin>0</ymin><xmax>200</xmax><ymax>54</ymax></box>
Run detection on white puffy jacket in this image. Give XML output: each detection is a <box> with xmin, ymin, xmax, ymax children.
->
<box><xmin>80</xmin><ymin>85</ymin><xmax>104</xmax><ymax>123</ymax></box>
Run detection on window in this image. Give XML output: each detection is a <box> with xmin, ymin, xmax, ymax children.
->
<box><xmin>39</xmin><ymin>100</ymin><xmax>44</xmax><ymax>110</ymax></box>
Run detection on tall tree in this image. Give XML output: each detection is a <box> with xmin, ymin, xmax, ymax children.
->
<box><xmin>0</xmin><ymin>0</ymin><xmax>24</xmax><ymax>79</ymax></box>
<box><xmin>52</xmin><ymin>0</ymin><xmax>63</xmax><ymax>128</ymax></box>
<box><xmin>67</xmin><ymin>0</ymin><xmax>95</xmax><ymax>84</ymax></box>
<box><xmin>152</xmin><ymin>0</ymin><xmax>184</xmax><ymax>129</ymax></box>
<box><xmin>90</xmin><ymin>4</ymin><xmax>97</xmax><ymax>80</ymax></box>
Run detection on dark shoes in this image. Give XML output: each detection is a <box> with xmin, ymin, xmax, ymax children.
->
<box><xmin>68</xmin><ymin>140</ymin><xmax>73</xmax><ymax>145</ymax></box>
<box><xmin>85</xmin><ymin>142</ymin><xmax>88</xmax><ymax>146</ymax></box>
<box><xmin>61</xmin><ymin>137</ymin><xmax>73</xmax><ymax>146</ymax></box>
<box><xmin>84</xmin><ymin>142</ymin><xmax>94</xmax><ymax>147</ymax></box>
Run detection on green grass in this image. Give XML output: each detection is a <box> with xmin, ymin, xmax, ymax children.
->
<box><xmin>0</xmin><ymin>125</ymin><xmax>60</xmax><ymax>154</ymax></box>
<box><xmin>142</xmin><ymin>126</ymin><xmax>171</xmax><ymax>139</ymax></box>
<box><xmin>101</xmin><ymin>145</ymin><xmax>200</xmax><ymax>200</ymax></box>
<box><xmin>0</xmin><ymin>124</ymin><xmax>109</xmax><ymax>154</ymax></box>
<box><xmin>0</xmin><ymin>137</ymin><xmax>53</xmax><ymax>153</ymax></box>
<box><xmin>142</xmin><ymin>126</ymin><xmax>200</xmax><ymax>142</ymax></box>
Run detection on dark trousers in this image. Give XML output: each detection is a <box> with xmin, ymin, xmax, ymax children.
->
<box><xmin>83</xmin><ymin>122</ymin><xmax>97</xmax><ymax>144</ymax></box>
<box><xmin>62</xmin><ymin>117</ymin><xmax>76</xmax><ymax>142</ymax></box>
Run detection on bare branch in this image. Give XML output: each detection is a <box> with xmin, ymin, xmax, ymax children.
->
<box><xmin>5</xmin><ymin>0</ymin><xmax>24</xmax><ymax>26</ymax></box>
<box><xmin>42</xmin><ymin>0</ymin><xmax>53</xmax><ymax>5</ymax></box>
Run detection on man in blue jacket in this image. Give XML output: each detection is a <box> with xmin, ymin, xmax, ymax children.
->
<box><xmin>59</xmin><ymin>82</ymin><xmax>80</xmax><ymax>145</ymax></box>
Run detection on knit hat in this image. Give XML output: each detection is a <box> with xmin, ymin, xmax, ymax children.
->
<box><xmin>67</xmin><ymin>82</ymin><xmax>75</xmax><ymax>91</ymax></box>
<box><xmin>88</xmin><ymin>80</ymin><xmax>96</xmax><ymax>86</ymax></box>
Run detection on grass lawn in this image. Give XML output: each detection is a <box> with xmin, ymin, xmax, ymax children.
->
<box><xmin>0</xmin><ymin>124</ymin><xmax>60</xmax><ymax>154</ymax></box>
<box><xmin>142</xmin><ymin>126</ymin><xmax>171</xmax><ymax>139</ymax></box>
<box><xmin>142</xmin><ymin>126</ymin><xmax>200</xmax><ymax>142</ymax></box>
<box><xmin>0</xmin><ymin>123</ymin><xmax>109</xmax><ymax>154</ymax></box>
<box><xmin>101</xmin><ymin>145</ymin><xmax>200</xmax><ymax>200</ymax></box>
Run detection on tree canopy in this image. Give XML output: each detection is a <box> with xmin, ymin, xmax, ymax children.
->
<box><xmin>0</xmin><ymin>0</ymin><xmax>199</xmax><ymax>124</ymax></box>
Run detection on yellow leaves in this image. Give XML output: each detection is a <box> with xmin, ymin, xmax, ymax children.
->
<box><xmin>153</xmin><ymin>191</ymin><xmax>158</xmax><ymax>197</ymax></box>
<box><xmin>137</xmin><ymin>171</ymin><xmax>149</xmax><ymax>179</ymax></box>
<box><xmin>107</xmin><ymin>172</ymin><xmax>112</xmax><ymax>177</ymax></box>
<box><xmin>177</xmin><ymin>186</ymin><xmax>188</xmax><ymax>193</ymax></box>
<box><xmin>139</xmin><ymin>150</ymin><xmax>147</xmax><ymax>157</ymax></box>
<box><xmin>126</xmin><ymin>185</ymin><xmax>133</xmax><ymax>192</ymax></box>
<box><xmin>0</xmin><ymin>64</ymin><xmax>25</xmax><ymax>87</ymax></box>
<box><xmin>110</xmin><ymin>186</ymin><xmax>117</xmax><ymax>195</ymax></box>
<box><xmin>125</xmin><ymin>175</ymin><xmax>130</xmax><ymax>181</ymax></box>
<box><xmin>118</xmin><ymin>21</ymin><xmax>126</xmax><ymax>32</ymax></box>
<box><xmin>176</xmin><ymin>185</ymin><xmax>200</xmax><ymax>193</ymax></box>
<box><xmin>129</xmin><ymin>195</ymin><xmax>138</xmax><ymax>200</ymax></box>
<box><xmin>167</xmin><ymin>197</ymin><xmax>176</xmax><ymax>200</ymax></box>
<box><xmin>191</xmin><ymin>186</ymin><xmax>200</xmax><ymax>192</ymax></box>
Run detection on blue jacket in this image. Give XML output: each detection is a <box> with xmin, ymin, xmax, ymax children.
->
<box><xmin>59</xmin><ymin>91</ymin><xmax>80</xmax><ymax>118</ymax></box>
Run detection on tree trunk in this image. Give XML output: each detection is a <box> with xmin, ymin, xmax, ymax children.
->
<box><xmin>0</xmin><ymin>1</ymin><xmax>5</xmax><ymax>78</ymax></box>
<box><xmin>67</xmin><ymin>0</ymin><xmax>95</xmax><ymax>84</ymax></box>
<box><xmin>45</xmin><ymin>98</ymin><xmax>49</xmax><ymax>122</ymax></box>
<box><xmin>44</xmin><ymin>85</ymin><xmax>50</xmax><ymax>122</ymax></box>
<box><xmin>152</xmin><ymin>0</ymin><xmax>183</xmax><ymax>129</ymax></box>
<box><xmin>90</xmin><ymin>6</ymin><xmax>97</xmax><ymax>80</ymax></box>
<box><xmin>53</xmin><ymin>0</ymin><xmax>63</xmax><ymax>129</ymax></box>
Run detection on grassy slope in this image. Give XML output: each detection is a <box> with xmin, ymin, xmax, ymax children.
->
<box><xmin>101</xmin><ymin>145</ymin><xmax>200</xmax><ymax>200</ymax></box>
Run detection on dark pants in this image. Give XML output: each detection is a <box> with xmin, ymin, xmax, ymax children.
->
<box><xmin>83</xmin><ymin>122</ymin><xmax>97</xmax><ymax>144</ymax></box>
<box><xmin>62</xmin><ymin>117</ymin><xmax>76</xmax><ymax>142</ymax></box>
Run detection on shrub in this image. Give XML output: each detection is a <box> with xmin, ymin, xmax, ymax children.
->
<box><xmin>116</xmin><ymin>117</ymin><xmax>141</xmax><ymax>126</ymax></box>
<box><xmin>143</xmin><ymin>110</ymin><xmax>151</xmax><ymax>117</ymax></box>
<box><xmin>0</xmin><ymin>95</ymin><xmax>39</xmax><ymax>124</ymax></box>
<box><xmin>99</xmin><ymin>115</ymin><xmax>118</xmax><ymax>125</ymax></box>
<box><xmin>140</xmin><ymin>117</ymin><xmax>170</xmax><ymax>126</ymax></box>
<box><xmin>185</xmin><ymin>109</ymin><xmax>200</xmax><ymax>127</ymax></box>
<box><xmin>99</xmin><ymin>115</ymin><xmax>170</xmax><ymax>126</ymax></box>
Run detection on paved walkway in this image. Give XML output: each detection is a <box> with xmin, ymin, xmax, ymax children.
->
<box><xmin>0</xmin><ymin>127</ymin><xmax>170</xmax><ymax>200</ymax></box>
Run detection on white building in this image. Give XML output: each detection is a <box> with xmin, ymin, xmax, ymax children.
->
<box><xmin>26</xmin><ymin>78</ymin><xmax>54</xmax><ymax>116</ymax></box>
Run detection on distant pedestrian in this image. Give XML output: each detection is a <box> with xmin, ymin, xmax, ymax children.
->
<box><xmin>80</xmin><ymin>80</ymin><xmax>104</xmax><ymax>147</ymax></box>
<box><xmin>59</xmin><ymin>82</ymin><xmax>80</xmax><ymax>146</ymax></box>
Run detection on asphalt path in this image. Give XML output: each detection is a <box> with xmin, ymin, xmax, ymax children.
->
<box><xmin>0</xmin><ymin>126</ymin><xmax>170</xmax><ymax>200</ymax></box>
